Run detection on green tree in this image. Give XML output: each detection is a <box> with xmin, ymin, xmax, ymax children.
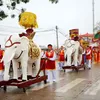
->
<box><xmin>0</xmin><ymin>0</ymin><xmax>58</xmax><ymax>20</ymax></box>
<box><xmin>94</xmin><ymin>22</ymin><xmax>100</xmax><ymax>34</ymax></box>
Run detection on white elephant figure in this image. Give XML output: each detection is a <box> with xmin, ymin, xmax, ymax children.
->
<box><xmin>2</xmin><ymin>35</ymin><xmax>41</xmax><ymax>81</ymax></box>
<box><xmin>63</xmin><ymin>38</ymin><xmax>83</xmax><ymax>66</ymax></box>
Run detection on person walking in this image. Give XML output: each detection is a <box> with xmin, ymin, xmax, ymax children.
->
<box><xmin>86</xmin><ymin>46</ymin><xmax>92</xmax><ymax>69</ymax></box>
<box><xmin>58</xmin><ymin>46</ymin><xmax>65</xmax><ymax>70</ymax></box>
<box><xmin>45</xmin><ymin>44</ymin><xmax>57</xmax><ymax>82</ymax></box>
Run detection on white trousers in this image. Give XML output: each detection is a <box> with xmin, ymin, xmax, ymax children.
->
<box><xmin>86</xmin><ymin>59</ymin><xmax>92</xmax><ymax>68</ymax></box>
<box><xmin>0</xmin><ymin>70</ymin><xmax>4</xmax><ymax>81</ymax></box>
<box><xmin>58</xmin><ymin>62</ymin><xmax>64</xmax><ymax>70</ymax></box>
<box><xmin>46</xmin><ymin>70</ymin><xmax>57</xmax><ymax>82</ymax></box>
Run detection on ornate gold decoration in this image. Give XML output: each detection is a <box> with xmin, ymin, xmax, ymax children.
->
<box><xmin>28</xmin><ymin>39</ymin><xmax>40</xmax><ymax>60</ymax></box>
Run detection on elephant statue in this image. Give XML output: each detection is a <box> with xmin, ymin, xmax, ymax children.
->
<box><xmin>63</xmin><ymin>38</ymin><xmax>83</xmax><ymax>66</ymax></box>
<box><xmin>2</xmin><ymin>34</ymin><xmax>41</xmax><ymax>81</ymax></box>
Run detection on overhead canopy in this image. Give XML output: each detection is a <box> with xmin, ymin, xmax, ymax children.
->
<box><xmin>79</xmin><ymin>33</ymin><xmax>93</xmax><ymax>38</ymax></box>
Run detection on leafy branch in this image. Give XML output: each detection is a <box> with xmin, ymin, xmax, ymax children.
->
<box><xmin>0</xmin><ymin>0</ymin><xmax>59</xmax><ymax>20</ymax></box>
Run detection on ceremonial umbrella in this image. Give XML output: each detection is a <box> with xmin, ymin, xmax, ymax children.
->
<box><xmin>79</xmin><ymin>33</ymin><xmax>93</xmax><ymax>37</ymax></box>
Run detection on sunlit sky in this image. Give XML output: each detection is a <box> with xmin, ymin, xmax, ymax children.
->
<box><xmin>0</xmin><ymin>0</ymin><xmax>100</xmax><ymax>48</ymax></box>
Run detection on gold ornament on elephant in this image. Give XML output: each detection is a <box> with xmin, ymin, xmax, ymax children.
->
<box><xmin>19</xmin><ymin>12</ymin><xmax>38</xmax><ymax>28</ymax></box>
<box><xmin>28</xmin><ymin>40</ymin><xmax>40</xmax><ymax>60</ymax></box>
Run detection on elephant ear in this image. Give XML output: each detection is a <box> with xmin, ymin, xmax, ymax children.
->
<box><xmin>20</xmin><ymin>36</ymin><xmax>29</xmax><ymax>51</ymax></box>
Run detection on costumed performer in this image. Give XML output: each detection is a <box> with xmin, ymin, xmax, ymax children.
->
<box><xmin>45</xmin><ymin>44</ymin><xmax>57</xmax><ymax>82</ymax></box>
<box><xmin>97</xmin><ymin>47</ymin><xmax>100</xmax><ymax>63</ymax></box>
<box><xmin>93</xmin><ymin>47</ymin><xmax>98</xmax><ymax>63</ymax></box>
<box><xmin>86</xmin><ymin>46</ymin><xmax>92</xmax><ymax>69</ymax></box>
<box><xmin>58</xmin><ymin>46</ymin><xmax>64</xmax><ymax>70</ymax></box>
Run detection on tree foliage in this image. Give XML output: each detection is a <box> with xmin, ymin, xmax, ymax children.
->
<box><xmin>0</xmin><ymin>0</ymin><xmax>58</xmax><ymax>20</ymax></box>
<box><xmin>94</xmin><ymin>22</ymin><xmax>100</xmax><ymax>34</ymax></box>
<box><xmin>49</xmin><ymin>0</ymin><xmax>58</xmax><ymax>3</ymax></box>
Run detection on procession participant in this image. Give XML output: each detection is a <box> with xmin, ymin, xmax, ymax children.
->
<box><xmin>58</xmin><ymin>46</ymin><xmax>64</xmax><ymax>70</ymax></box>
<box><xmin>93</xmin><ymin>47</ymin><xmax>98</xmax><ymax>63</ymax></box>
<box><xmin>86</xmin><ymin>46</ymin><xmax>92</xmax><ymax>69</ymax></box>
<box><xmin>45</xmin><ymin>44</ymin><xmax>57</xmax><ymax>82</ymax></box>
<box><xmin>0</xmin><ymin>45</ymin><xmax>4</xmax><ymax>80</ymax></box>
<box><xmin>97</xmin><ymin>47</ymin><xmax>100</xmax><ymax>63</ymax></box>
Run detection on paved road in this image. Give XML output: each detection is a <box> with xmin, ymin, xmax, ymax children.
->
<box><xmin>0</xmin><ymin>63</ymin><xmax>100</xmax><ymax>100</ymax></box>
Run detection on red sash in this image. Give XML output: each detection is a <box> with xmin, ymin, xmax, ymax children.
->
<box><xmin>58</xmin><ymin>50</ymin><xmax>64</xmax><ymax>61</ymax></box>
<box><xmin>46</xmin><ymin>50</ymin><xmax>54</xmax><ymax>58</ymax></box>
<box><xmin>86</xmin><ymin>49</ymin><xmax>92</xmax><ymax>60</ymax></box>
<box><xmin>45</xmin><ymin>50</ymin><xmax>55</xmax><ymax>70</ymax></box>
